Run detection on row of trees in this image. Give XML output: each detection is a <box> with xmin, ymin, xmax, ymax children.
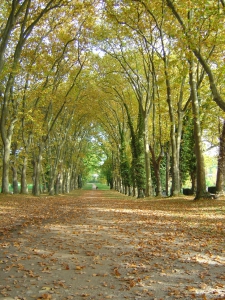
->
<box><xmin>0</xmin><ymin>0</ymin><xmax>100</xmax><ymax>195</ymax></box>
<box><xmin>93</xmin><ymin>0</ymin><xmax>225</xmax><ymax>199</ymax></box>
<box><xmin>0</xmin><ymin>0</ymin><xmax>224</xmax><ymax>199</ymax></box>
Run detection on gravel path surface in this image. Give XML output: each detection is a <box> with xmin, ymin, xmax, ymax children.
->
<box><xmin>0</xmin><ymin>189</ymin><xmax>225</xmax><ymax>299</ymax></box>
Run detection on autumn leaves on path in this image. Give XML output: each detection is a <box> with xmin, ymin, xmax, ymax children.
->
<box><xmin>0</xmin><ymin>190</ymin><xmax>225</xmax><ymax>300</ymax></box>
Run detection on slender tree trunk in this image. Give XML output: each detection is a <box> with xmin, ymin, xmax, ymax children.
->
<box><xmin>166</xmin><ymin>145</ymin><xmax>171</xmax><ymax>196</ymax></box>
<box><xmin>116</xmin><ymin>176</ymin><xmax>120</xmax><ymax>192</ymax></box>
<box><xmin>21</xmin><ymin>156</ymin><xmax>28</xmax><ymax>194</ymax></box>
<box><xmin>66</xmin><ymin>169</ymin><xmax>71</xmax><ymax>193</ymax></box>
<box><xmin>155</xmin><ymin>168</ymin><xmax>162</xmax><ymax>197</ymax></box>
<box><xmin>216</xmin><ymin>119</ymin><xmax>225</xmax><ymax>192</ymax></box>
<box><xmin>163</xmin><ymin>63</ymin><xmax>181</xmax><ymax>196</ymax></box>
<box><xmin>60</xmin><ymin>172</ymin><xmax>63</xmax><ymax>193</ymax></box>
<box><xmin>48</xmin><ymin>178</ymin><xmax>55</xmax><ymax>195</ymax></box>
<box><xmin>62</xmin><ymin>169</ymin><xmax>66</xmax><ymax>194</ymax></box>
<box><xmin>150</xmin><ymin>146</ymin><xmax>164</xmax><ymax>197</ymax></box>
<box><xmin>78</xmin><ymin>174</ymin><xmax>82</xmax><ymax>189</ymax></box>
<box><xmin>119</xmin><ymin>127</ymin><xmax>131</xmax><ymax>195</ymax></box>
<box><xmin>191</xmin><ymin>172</ymin><xmax>197</xmax><ymax>194</ymax></box>
<box><xmin>144</xmin><ymin>117</ymin><xmax>153</xmax><ymax>197</ymax></box>
<box><xmin>55</xmin><ymin>173</ymin><xmax>61</xmax><ymax>194</ymax></box>
<box><xmin>170</xmin><ymin>123</ymin><xmax>180</xmax><ymax>196</ymax></box>
<box><xmin>74</xmin><ymin>173</ymin><xmax>78</xmax><ymax>189</ymax></box>
<box><xmin>32</xmin><ymin>146</ymin><xmax>43</xmax><ymax>196</ymax></box>
<box><xmin>48</xmin><ymin>144</ymin><xmax>63</xmax><ymax>195</ymax></box>
<box><xmin>41</xmin><ymin>166</ymin><xmax>47</xmax><ymax>193</ymax></box>
<box><xmin>1</xmin><ymin>139</ymin><xmax>11</xmax><ymax>193</ymax></box>
<box><xmin>189</xmin><ymin>60</ymin><xmax>206</xmax><ymax>199</ymax></box>
<box><xmin>70</xmin><ymin>173</ymin><xmax>73</xmax><ymax>191</ymax></box>
<box><xmin>32</xmin><ymin>160</ymin><xmax>37</xmax><ymax>195</ymax></box>
<box><xmin>11</xmin><ymin>165</ymin><xmax>19</xmax><ymax>194</ymax></box>
<box><xmin>118</xmin><ymin>177</ymin><xmax>122</xmax><ymax>193</ymax></box>
<box><xmin>161</xmin><ymin>74</ymin><xmax>186</xmax><ymax>197</ymax></box>
<box><xmin>49</xmin><ymin>164</ymin><xmax>57</xmax><ymax>195</ymax></box>
<box><xmin>70</xmin><ymin>168</ymin><xmax>76</xmax><ymax>190</ymax></box>
<box><xmin>127</xmin><ymin>186</ymin><xmax>131</xmax><ymax>196</ymax></box>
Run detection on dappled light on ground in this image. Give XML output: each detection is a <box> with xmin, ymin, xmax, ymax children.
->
<box><xmin>0</xmin><ymin>190</ymin><xmax>225</xmax><ymax>299</ymax></box>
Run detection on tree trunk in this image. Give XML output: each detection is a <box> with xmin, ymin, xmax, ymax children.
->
<box><xmin>1</xmin><ymin>139</ymin><xmax>11</xmax><ymax>193</ymax></box>
<box><xmin>163</xmin><ymin>62</ymin><xmax>181</xmax><ymax>196</ymax></box>
<box><xmin>11</xmin><ymin>165</ymin><xmax>19</xmax><ymax>194</ymax></box>
<box><xmin>119</xmin><ymin>127</ymin><xmax>131</xmax><ymax>196</ymax></box>
<box><xmin>66</xmin><ymin>169</ymin><xmax>71</xmax><ymax>193</ymax></box>
<box><xmin>216</xmin><ymin>119</ymin><xmax>225</xmax><ymax>192</ymax></box>
<box><xmin>166</xmin><ymin>145</ymin><xmax>171</xmax><ymax>196</ymax></box>
<box><xmin>167</xmin><ymin>113</ymin><xmax>180</xmax><ymax>196</ymax></box>
<box><xmin>191</xmin><ymin>171</ymin><xmax>197</xmax><ymax>194</ymax></box>
<box><xmin>144</xmin><ymin>117</ymin><xmax>153</xmax><ymax>197</ymax></box>
<box><xmin>55</xmin><ymin>173</ymin><xmax>61</xmax><ymax>194</ymax></box>
<box><xmin>70</xmin><ymin>169</ymin><xmax>74</xmax><ymax>191</ymax></box>
<box><xmin>48</xmin><ymin>165</ymin><xmax>56</xmax><ymax>195</ymax></box>
<box><xmin>41</xmin><ymin>166</ymin><xmax>48</xmax><ymax>193</ymax></box>
<box><xmin>32</xmin><ymin>146</ymin><xmax>43</xmax><ymax>196</ymax></box>
<box><xmin>78</xmin><ymin>174</ymin><xmax>82</xmax><ymax>189</ymax></box>
<box><xmin>21</xmin><ymin>156</ymin><xmax>28</xmax><ymax>194</ymax></box>
<box><xmin>74</xmin><ymin>174</ymin><xmax>78</xmax><ymax>189</ymax></box>
<box><xmin>153</xmin><ymin>162</ymin><xmax>163</xmax><ymax>197</ymax></box>
<box><xmin>189</xmin><ymin>60</ymin><xmax>206</xmax><ymax>199</ymax></box>
<box><xmin>1</xmin><ymin>97</ymin><xmax>16</xmax><ymax>194</ymax></box>
<box><xmin>62</xmin><ymin>169</ymin><xmax>66</xmax><ymax>194</ymax></box>
<box><xmin>149</xmin><ymin>145</ymin><xmax>164</xmax><ymax>197</ymax></box>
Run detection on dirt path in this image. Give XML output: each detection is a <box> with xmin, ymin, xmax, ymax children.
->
<box><xmin>0</xmin><ymin>189</ymin><xmax>225</xmax><ymax>300</ymax></box>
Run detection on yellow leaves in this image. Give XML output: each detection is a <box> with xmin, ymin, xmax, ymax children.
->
<box><xmin>113</xmin><ymin>267</ymin><xmax>121</xmax><ymax>277</ymax></box>
<box><xmin>186</xmin><ymin>286</ymin><xmax>197</xmax><ymax>294</ymax></box>
<box><xmin>62</xmin><ymin>263</ymin><xmax>70</xmax><ymax>270</ymax></box>
<box><xmin>168</xmin><ymin>287</ymin><xmax>183</xmax><ymax>297</ymax></box>
<box><xmin>26</xmin><ymin>269</ymin><xmax>36</xmax><ymax>278</ymax></box>
<box><xmin>75</xmin><ymin>265</ymin><xmax>85</xmax><ymax>270</ymax></box>
<box><xmin>214</xmin><ymin>283</ymin><xmax>224</xmax><ymax>288</ymax></box>
<box><xmin>57</xmin><ymin>28</ymin><xmax>72</xmax><ymax>43</ymax></box>
<box><xmin>17</xmin><ymin>263</ymin><xmax>25</xmax><ymax>271</ymax></box>
<box><xmin>199</xmin><ymin>283</ymin><xmax>208</xmax><ymax>290</ymax></box>
<box><xmin>85</xmin><ymin>251</ymin><xmax>95</xmax><ymax>256</ymax></box>
<box><xmin>53</xmin><ymin>280</ymin><xmax>67</xmax><ymax>288</ymax></box>
<box><xmin>1</xmin><ymin>190</ymin><xmax>225</xmax><ymax>300</ymax></box>
<box><xmin>41</xmin><ymin>286</ymin><xmax>51</xmax><ymax>291</ymax></box>
<box><xmin>72</xmin><ymin>231</ymin><xmax>79</xmax><ymax>235</ymax></box>
<box><xmin>129</xmin><ymin>279</ymin><xmax>136</xmax><ymax>287</ymax></box>
<box><xmin>37</xmin><ymin>294</ymin><xmax>52</xmax><ymax>299</ymax></box>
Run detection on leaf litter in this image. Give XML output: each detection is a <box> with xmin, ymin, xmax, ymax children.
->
<box><xmin>0</xmin><ymin>191</ymin><xmax>225</xmax><ymax>299</ymax></box>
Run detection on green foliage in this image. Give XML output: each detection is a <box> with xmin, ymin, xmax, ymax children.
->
<box><xmin>131</xmin><ymin>138</ymin><xmax>146</xmax><ymax>192</ymax></box>
<box><xmin>83</xmin><ymin>134</ymin><xmax>107</xmax><ymax>179</ymax></box>
<box><xmin>150</xmin><ymin>156</ymin><xmax>167</xmax><ymax>193</ymax></box>
<box><xmin>119</xmin><ymin>130</ymin><xmax>131</xmax><ymax>188</ymax></box>
<box><xmin>180</xmin><ymin>116</ymin><xmax>197</xmax><ymax>188</ymax></box>
<box><xmin>101</xmin><ymin>157</ymin><xmax>114</xmax><ymax>189</ymax></box>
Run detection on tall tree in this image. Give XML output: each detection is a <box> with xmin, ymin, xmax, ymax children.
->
<box><xmin>165</xmin><ymin>0</ymin><xmax>225</xmax><ymax>111</ymax></box>
<box><xmin>0</xmin><ymin>0</ymin><xmax>65</xmax><ymax>193</ymax></box>
<box><xmin>97</xmin><ymin>2</ymin><xmax>157</xmax><ymax>196</ymax></box>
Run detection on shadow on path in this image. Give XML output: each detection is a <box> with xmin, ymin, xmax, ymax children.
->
<box><xmin>0</xmin><ymin>189</ymin><xmax>225</xmax><ymax>299</ymax></box>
